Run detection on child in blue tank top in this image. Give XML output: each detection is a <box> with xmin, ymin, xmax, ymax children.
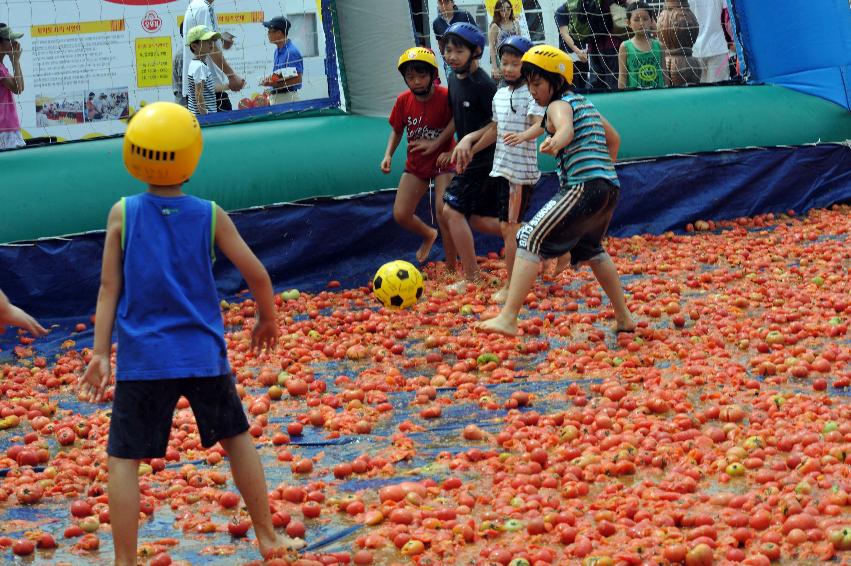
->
<box><xmin>79</xmin><ymin>102</ymin><xmax>302</xmax><ymax>563</ymax></box>
<box><xmin>479</xmin><ymin>46</ymin><xmax>635</xmax><ymax>337</ymax></box>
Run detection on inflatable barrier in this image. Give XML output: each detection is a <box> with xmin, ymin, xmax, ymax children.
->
<box><xmin>2</xmin><ymin>85</ymin><xmax>850</xmax><ymax>243</ymax></box>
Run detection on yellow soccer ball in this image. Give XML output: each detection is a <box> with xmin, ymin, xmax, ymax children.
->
<box><xmin>372</xmin><ymin>260</ymin><xmax>424</xmax><ymax>310</ymax></box>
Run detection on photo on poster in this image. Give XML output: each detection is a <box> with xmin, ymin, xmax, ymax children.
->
<box><xmin>35</xmin><ymin>94</ymin><xmax>85</xmax><ymax>126</ymax></box>
<box><xmin>84</xmin><ymin>88</ymin><xmax>130</xmax><ymax>122</ymax></box>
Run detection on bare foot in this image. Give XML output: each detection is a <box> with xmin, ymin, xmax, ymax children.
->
<box><xmin>416</xmin><ymin>228</ymin><xmax>439</xmax><ymax>264</ymax></box>
<box><xmin>615</xmin><ymin>314</ymin><xmax>636</xmax><ymax>333</ymax></box>
<box><xmin>259</xmin><ymin>534</ymin><xmax>306</xmax><ymax>561</ymax></box>
<box><xmin>554</xmin><ymin>254</ymin><xmax>572</xmax><ymax>276</ymax></box>
<box><xmin>491</xmin><ymin>287</ymin><xmax>509</xmax><ymax>304</ymax></box>
<box><xmin>477</xmin><ymin>315</ymin><xmax>519</xmax><ymax>336</ymax></box>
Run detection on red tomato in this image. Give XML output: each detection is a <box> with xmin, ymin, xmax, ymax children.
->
<box><xmin>219</xmin><ymin>491</ymin><xmax>240</xmax><ymax>509</ymax></box>
<box><xmin>12</xmin><ymin>539</ymin><xmax>35</xmax><ymax>556</ymax></box>
<box><xmin>70</xmin><ymin>499</ymin><xmax>93</xmax><ymax>518</ymax></box>
<box><xmin>286</xmin><ymin>520</ymin><xmax>306</xmax><ymax>539</ymax></box>
<box><xmin>228</xmin><ymin>518</ymin><xmax>251</xmax><ymax>538</ymax></box>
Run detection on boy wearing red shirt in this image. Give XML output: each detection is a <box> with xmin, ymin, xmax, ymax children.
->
<box><xmin>381</xmin><ymin>48</ymin><xmax>457</xmax><ymax>269</ymax></box>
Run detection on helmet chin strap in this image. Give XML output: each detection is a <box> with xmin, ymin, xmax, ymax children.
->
<box><xmin>410</xmin><ymin>82</ymin><xmax>434</xmax><ymax>97</ymax></box>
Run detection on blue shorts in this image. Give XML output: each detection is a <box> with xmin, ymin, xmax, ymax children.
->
<box><xmin>107</xmin><ymin>374</ymin><xmax>249</xmax><ymax>459</ymax></box>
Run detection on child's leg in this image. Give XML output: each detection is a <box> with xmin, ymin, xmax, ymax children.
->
<box><xmin>220</xmin><ymin>432</ymin><xmax>305</xmax><ymax>556</ymax></box>
<box><xmin>478</xmin><ymin>250</ymin><xmax>540</xmax><ymax>336</ymax></box>
<box><xmin>469</xmin><ymin>214</ymin><xmax>502</xmax><ymax>237</ymax></box>
<box><xmin>108</xmin><ymin>456</ymin><xmax>141</xmax><ymax>566</ymax></box>
<box><xmin>444</xmin><ymin>206</ymin><xmax>480</xmax><ymax>282</ymax></box>
<box><xmin>434</xmin><ymin>173</ymin><xmax>458</xmax><ymax>271</ymax></box>
<box><xmin>588</xmin><ymin>254</ymin><xmax>636</xmax><ymax>332</ymax></box>
<box><xmin>492</xmin><ymin>220</ymin><xmax>520</xmax><ymax>303</ymax></box>
<box><xmin>394</xmin><ymin>173</ymin><xmax>438</xmax><ymax>263</ymax></box>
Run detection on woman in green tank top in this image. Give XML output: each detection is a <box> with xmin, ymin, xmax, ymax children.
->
<box><xmin>617</xmin><ymin>1</ymin><xmax>667</xmax><ymax>90</ymax></box>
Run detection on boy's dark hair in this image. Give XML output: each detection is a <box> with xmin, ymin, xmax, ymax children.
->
<box><xmin>499</xmin><ymin>44</ymin><xmax>524</xmax><ymax>59</ymax></box>
<box><xmin>399</xmin><ymin>60</ymin><xmax>437</xmax><ymax>79</ymax></box>
<box><xmin>626</xmin><ymin>1</ymin><xmax>655</xmax><ymax>19</ymax></box>
<box><xmin>445</xmin><ymin>34</ymin><xmax>479</xmax><ymax>57</ymax></box>
<box><xmin>521</xmin><ymin>62</ymin><xmax>571</xmax><ymax>99</ymax></box>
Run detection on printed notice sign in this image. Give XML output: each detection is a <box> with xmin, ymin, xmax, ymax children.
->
<box><xmin>135</xmin><ymin>37</ymin><xmax>173</xmax><ymax>88</ymax></box>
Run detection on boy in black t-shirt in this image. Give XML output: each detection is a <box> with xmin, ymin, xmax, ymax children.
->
<box><xmin>441</xmin><ymin>23</ymin><xmax>501</xmax><ymax>292</ymax></box>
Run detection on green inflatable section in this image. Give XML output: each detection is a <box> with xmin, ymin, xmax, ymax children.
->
<box><xmin>2</xmin><ymin>85</ymin><xmax>850</xmax><ymax>243</ymax></box>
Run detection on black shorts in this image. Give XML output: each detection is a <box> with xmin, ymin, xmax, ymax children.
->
<box><xmin>517</xmin><ymin>178</ymin><xmax>619</xmax><ymax>262</ymax></box>
<box><xmin>443</xmin><ymin>168</ymin><xmax>501</xmax><ymax>218</ymax></box>
<box><xmin>215</xmin><ymin>91</ymin><xmax>233</xmax><ymax>112</ymax></box>
<box><xmin>497</xmin><ymin>181</ymin><xmax>533</xmax><ymax>224</ymax></box>
<box><xmin>107</xmin><ymin>375</ymin><xmax>249</xmax><ymax>459</ymax></box>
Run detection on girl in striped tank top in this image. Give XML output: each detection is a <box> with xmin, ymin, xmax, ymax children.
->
<box><xmin>479</xmin><ymin>45</ymin><xmax>635</xmax><ymax>337</ymax></box>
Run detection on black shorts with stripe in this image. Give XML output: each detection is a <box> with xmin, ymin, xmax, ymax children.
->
<box><xmin>516</xmin><ymin>178</ymin><xmax>619</xmax><ymax>263</ymax></box>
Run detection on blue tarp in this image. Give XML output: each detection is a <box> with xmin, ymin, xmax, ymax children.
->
<box><xmin>731</xmin><ymin>0</ymin><xmax>851</xmax><ymax>110</ymax></box>
<box><xmin>1</xmin><ymin>143</ymin><xmax>850</xmax><ymax>318</ymax></box>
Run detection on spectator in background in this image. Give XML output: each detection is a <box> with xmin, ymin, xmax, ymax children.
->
<box><xmin>182</xmin><ymin>0</ymin><xmax>245</xmax><ymax>112</ymax></box>
<box><xmin>0</xmin><ymin>23</ymin><xmax>25</xmax><ymax>150</ymax></box>
<box><xmin>618</xmin><ymin>1</ymin><xmax>666</xmax><ymax>90</ymax></box>
<box><xmin>173</xmin><ymin>22</ymin><xmax>188</xmax><ymax>106</ymax></box>
<box><xmin>692</xmin><ymin>0</ymin><xmax>730</xmax><ymax>83</ymax></box>
<box><xmin>432</xmin><ymin>0</ymin><xmax>477</xmax><ymax>57</ymax></box>
<box><xmin>556</xmin><ymin>1</ymin><xmax>627</xmax><ymax>92</ymax></box>
<box><xmin>555</xmin><ymin>1</ymin><xmax>591</xmax><ymax>90</ymax></box>
<box><xmin>261</xmin><ymin>17</ymin><xmax>303</xmax><ymax>105</ymax></box>
<box><xmin>488</xmin><ymin>0</ymin><xmax>524</xmax><ymax>81</ymax></box>
<box><xmin>186</xmin><ymin>25</ymin><xmax>220</xmax><ymax>116</ymax></box>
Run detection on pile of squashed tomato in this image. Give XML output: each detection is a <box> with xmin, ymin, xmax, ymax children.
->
<box><xmin>0</xmin><ymin>205</ymin><xmax>848</xmax><ymax>566</ymax></box>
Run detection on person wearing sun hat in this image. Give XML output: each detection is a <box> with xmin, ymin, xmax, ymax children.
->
<box><xmin>0</xmin><ymin>23</ymin><xmax>25</xmax><ymax>150</ymax></box>
<box><xmin>182</xmin><ymin>0</ymin><xmax>245</xmax><ymax>111</ymax></box>
<box><xmin>185</xmin><ymin>25</ymin><xmax>221</xmax><ymax>116</ymax></box>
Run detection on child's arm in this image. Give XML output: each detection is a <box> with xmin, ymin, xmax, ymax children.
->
<box><xmin>538</xmin><ymin>101</ymin><xmax>574</xmax><ymax>156</ymax></box>
<box><xmin>660</xmin><ymin>46</ymin><xmax>670</xmax><ymax>87</ymax></box>
<box><xmin>195</xmin><ymin>81</ymin><xmax>207</xmax><ymax>115</ymax></box>
<box><xmin>80</xmin><ymin>203</ymin><xmax>124</xmax><ymax>403</ymax></box>
<box><xmin>0</xmin><ymin>289</ymin><xmax>47</xmax><ymax>336</ymax></box>
<box><xmin>213</xmin><ymin>206</ymin><xmax>279</xmax><ymax>352</ymax></box>
<box><xmin>503</xmin><ymin>119</ymin><xmax>545</xmax><ymax>147</ymax></box>
<box><xmin>599</xmin><ymin>115</ymin><xmax>621</xmax><ymax>162</ymax></box>
<box><xmin>617</xmin><ymin>42</ymin><xmax>628</xmax><ymax>90</ymax></box>
<box><xmin>381</xmin><ymin>129</ymin><xmax>403</xmax><ymax>174</ymax></box>
<box><xmin>0</xmin><ymin>42</ymin><xmax>24</xmax><ymax>94</ymax></box>
<box><xmin>409</xmin><ymin>119</ymin><xmax>456</xmax><ymax>156</ymax></box>
<box><xmin>452</xmin><ymin>121</ymin><xmax>496</xmax><ymax>174</ymax></box>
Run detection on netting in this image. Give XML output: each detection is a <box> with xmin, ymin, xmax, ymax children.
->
<box><xmin>411</xmin><ymin>0</ymin><xmax>742</xmax><ymax>90</ymax></box>
<box><xmin>0</xmin><ymin>0</ymin><xmax>342</xmax><ymax>146</ymax></box>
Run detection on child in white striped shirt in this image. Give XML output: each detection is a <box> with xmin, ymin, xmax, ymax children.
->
<box><xmin>185</xmin><ymin>25</ymin><xmax>220</xmax><ymax>116</ymax></box>
<box><xmin>454</xmin><ymin>36</ymin><xmax>544</xmax><ymax>302</ymax></box>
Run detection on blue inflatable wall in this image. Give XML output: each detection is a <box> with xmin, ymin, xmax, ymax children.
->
<box><xmin>731</xmin><ymin>0</ymin><xmax>851</xmax><ymax>110</ymax></box>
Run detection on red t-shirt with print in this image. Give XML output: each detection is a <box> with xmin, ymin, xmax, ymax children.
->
<box><xmin>389</xmin><ymin>86</ymin><xmax>454</xmax><ymax>180</ymax></box>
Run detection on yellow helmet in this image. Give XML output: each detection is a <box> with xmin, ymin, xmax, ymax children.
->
<box><xmin>521</xmin><ymin>45</ymin><xmax>574</xmax><ymax>86</ymax></box>
<box><xmin>397</xmin><ymin>47</ymin><xmax>438</xmax><ymax>73</ymax></box>
<box><xmin>122</xmin><ymin>102</ymin><xmax>203</xmax><ymax>186</ymax></box>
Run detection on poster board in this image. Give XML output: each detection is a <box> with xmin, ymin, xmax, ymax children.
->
<box><xmin>2</xmin><ymin>0</ymin><xmax>339</xmax><ymax>143</ymax></box>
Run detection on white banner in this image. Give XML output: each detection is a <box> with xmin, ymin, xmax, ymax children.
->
<box><xmin>2</xmin><ymin>0</ymin><xmax>331</xmax><ymax>143</ymax></box>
